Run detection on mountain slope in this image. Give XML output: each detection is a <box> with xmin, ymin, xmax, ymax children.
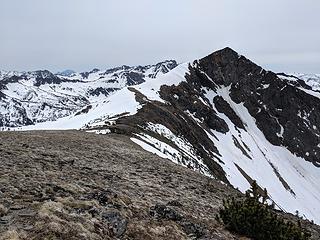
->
<box><xmin>0</xmin><ymin>130</ymin><xmax>241</xmax><ymax>240</ymax></box>
<box><xmin>0</xmin><ymin>60</ymin><xmax>177</xmax><ymax>129</ymax></box>
<box><xmin>9</xmin><ymin>48</ymin><xmax>320</xmax><ymax>225</ymax></box>
<box><xmin>2</xmin><ymin>131</ymin><xmax>320</xmax><ymax>239</ymax></box>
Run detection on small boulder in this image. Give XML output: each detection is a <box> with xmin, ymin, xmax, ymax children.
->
<box><xmin>150</xmin><ymin>203</ymin><xmax>182</xmax><ymax>221</ymax></box>
<box><xmin>0</xmin><ymin>204</ymin><xmax>8</xmax><ymax>216</ymax></box>
<box><xmin>102</xmin><ymin>210</ymin><xmax>128</xmax><ymax>237</ymax></box>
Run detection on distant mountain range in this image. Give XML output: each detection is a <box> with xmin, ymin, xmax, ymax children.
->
<box><xmin>1</xmin><ymin>48</ymin><xmax>320</xmax><ymax>225</ymax></box>
<box><xmin>0</xmin><ymin>60</ymin><xmax>177</xmax><ymax>128</ymax></box>
<box><xmin>55</xmin><ymin>69</ymin><xmax>76</xmax><ymax>77</ymax></box>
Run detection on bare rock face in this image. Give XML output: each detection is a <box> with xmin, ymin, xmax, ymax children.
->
<box><xmin>190</xmin><ymin>47</ymin><xmax>320</xmax><ymax>165</ymax></box>
<box><xmin>213</xmin><ymin>95</ymin><xmax>245</xmax><ymax>130</ymax></box>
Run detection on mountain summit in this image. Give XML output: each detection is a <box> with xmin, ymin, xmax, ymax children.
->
<box><xmin>2</xmin><ymin>48</ymin><xmax>320</xmax><ymax>225</ymax></box>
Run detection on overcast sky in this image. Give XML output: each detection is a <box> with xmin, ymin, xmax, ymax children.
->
<box><xmin>0</xmin><ymin>0</ymin><xmax>319</xmax><ymax>73</ymax></box>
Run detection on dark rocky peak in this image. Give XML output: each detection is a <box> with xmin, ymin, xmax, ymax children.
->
<box><xmin>1</xmin><ymin>75</ymin><xmax>25</xmax><ymax>85</ymax></box>
<box><xmin>87</xmin><ymin>87</ymin><xmax>120</xmax><ymax>97</ymax></box>
<box><xmin>0</xmin><ymin>70</ymin><xmax>64</xmax><ymax>86</ymax></box>
<box><xmin>121</xmin><ymin>65</ymin><xmax>131</xmax><ymax>70</ymax></box>
<box><xmin>80</xmin><ymin>72</ymin><xmax>90</xmax><ymax>79</ymax></box>
<box><xmin>154</xmin><ymin>60</ymin><xmax>178</xmax><ymax>73</ymax></box>
<box><xmin>202</xmin><ymin>47</ymin><xmax>240</xmax><ymax>63</ymax></box>
<box><xmin>103</xmin><ymin>67</ymin><xmax>121</xmax><ymax>75</ymax></box>
<box><xmin>0</xmin><ymin>71</ymin><xmax>20</xmax><ymax>80</ymax></box>
<box><xmin>147</xmin><ymin>60</ymin><xmax>178</xmax><ymax>78</ymax></box>
<box><xmin>123</xmin><ymin>72</ymin><xmax>145</xmax><ymax>86</ymax></box>
<box><xmin>193</xmin><ymin>47</ymin><xmax>265</xmax><ymax>88</ymax></box>
<box><xmin>79</xmin><ymin>68</ymin><xmax>100</xmax><ymax>79</ymax></box>
<box><xmin>103</xmin><ymin>65</ymin><xmax>131</xmax><ymax>75</ymax></box>
<box><xmin>29</xmin><ymin>70</ymin><xmax>63</xmax><ymax>87</ymax></box>
<box><xmin>132</xmin><ymin>65</ymin><xmax>147</xmax><ymax>73</ymax></box>
<box><xmin>103</xmin><ymin>61</ymin><xmax>177</xmax><ymax>78</ymax></box>
<box><xmin>30</xmin><ymin>70</ymin><xmax>56</xmax><ymax>79</ymax></box>
<box><xmin>186</xmin><ymin>48</ymin><xmax>320</xmax><ymax>165</ymax></box>
<box><xmin>89</xmin><ymin>68</ymin><xmax>100</xmax><ymax>74</ymax></box>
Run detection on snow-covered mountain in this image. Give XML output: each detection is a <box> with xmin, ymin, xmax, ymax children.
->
<box><xmin>3</xmin><ymin>48</ymin><xmax>320</xmax><ymax>225</ymax></box>
<box><xmin>55</xmin><ymin>69</ymin><xmax>76</xmax><ymax>77</ymax></box>
<box><xmin>0</xmin><ymin>60</ymin><xmax>177</xmax><ymax>128</ymax></box>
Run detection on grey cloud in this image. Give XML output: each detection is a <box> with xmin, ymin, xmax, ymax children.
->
<box><xmin>0</xmin><ymin>0</ymin><xmax>319</xmax><ymax>73</ymax></box>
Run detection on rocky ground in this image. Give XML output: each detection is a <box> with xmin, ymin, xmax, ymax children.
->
<box><xmin>0</xmin><ymin>131</ymin><xmax>319</xmax><ymax>240</ymax></box>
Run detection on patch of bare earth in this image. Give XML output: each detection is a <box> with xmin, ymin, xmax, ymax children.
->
<box><xmin>0</xmin><ymin>131</ymin><xmax>319</xmax><ymax>239</ymax></box>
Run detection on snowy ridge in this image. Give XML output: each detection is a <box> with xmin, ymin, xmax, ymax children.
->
<box><xmin>277</xmin><ymin>73</ymin><xmax>320</xmax><ymax>100</ymax></box>
<box><xmin>15</xmin><ymin>87</ymin><xmax>140</xmax><ymax>131</ymax></box>
<box><xmin>293</xmin><ymin>73</ymin><xmax>320</xmax><ymax>91</ymax></box>
<box><xmin>131</xmin><ymin>122</ymin><xmax>212</xmax><ymax>177</ymax></box>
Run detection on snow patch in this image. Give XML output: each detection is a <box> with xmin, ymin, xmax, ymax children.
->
<box><xmin>203</xmin><ymin>85</ymin><xmax>320</xmax><ymax>224</ymax></box>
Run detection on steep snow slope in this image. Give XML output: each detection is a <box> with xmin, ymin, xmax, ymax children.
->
<box><xmin>8</xmin><ymin>48</ymin><xmax>320</xmax><ymax>225</ymax></box>
<box><xmin>0</xmin><ymin>60</ymin><xmax>177</xmax><ymax>128</ymax></box>
<box><xmin>203</xmin><ymin>86</ymin><xmax>320</xmax><ymax>223</ymax></box>
<box><xmin>16</xmin><ymin>88</ymin><xmax>140</xmax><ymax>130</ymax></box>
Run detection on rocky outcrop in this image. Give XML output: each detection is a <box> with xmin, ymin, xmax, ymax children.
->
<box><xmin>190</xmin><ymin>47</ymin><xmax>320</xmax><ymax>165</ymax></box>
